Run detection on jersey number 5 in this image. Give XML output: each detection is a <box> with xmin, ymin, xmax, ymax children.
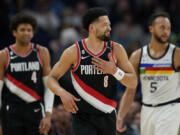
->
<box><xmin>150</xmin><ymin>82</ymin><xmax>157</xmax><ymax>93</ymax></box>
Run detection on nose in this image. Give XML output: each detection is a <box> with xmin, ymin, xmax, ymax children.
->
<box><xmin>107</xmin><ymin>26</ymin><xmax>111</xmax><ymax>32</ymax></box>
<box><xmin>164</xmin><ymin>28</ymin><xmax>170</xmax><ymax>36</ymax></box>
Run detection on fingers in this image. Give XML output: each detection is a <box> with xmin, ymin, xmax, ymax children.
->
<box><xmin>39</xmin><ymin>120</ymin><xmax>50</xmax><ymax>134</ymax></box>
<box><xmin>108</xmin><ymin>53</ymin><xmax>114</xmax><ymax>62</ymax></box>
<box><xmin>117</xmin><ymin>125</ymin><xmax>127</xmax><ymax>133</ymax></box>
<box><xmin>91</xmin><ymin>57</ymin><xmax>105</xmax><ymax>67</ymax></box>
<box><xmin>64</xmin><ymin>96</ymin><xmax>80</xmax><ymax>114</ymax></box>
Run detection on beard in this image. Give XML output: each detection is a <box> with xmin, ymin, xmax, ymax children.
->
<box><xmin>96</xmin><ymin>30</ymin><xmax>111</xmax><ymax>41</ymax></box>
<box><xmin>154</xmin><ymin>33</ymin><xmax>169</xmax><ymax>44</ymax></box>
<box><xmin>97</xmin><ymin>33</ymin><xmax>111</xmax><ymax>41</ymax></box>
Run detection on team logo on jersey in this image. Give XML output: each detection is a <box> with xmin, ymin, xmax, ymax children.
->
<box><xmin>80</xmin><ymin>65</ymin><xmax>105</xmax><ymax>75</ymax></box>
<box><xmin>10</xmin><ymin>61</ymin><xmax>40</xmax><ymax>72</ymax></box>
<box><xmin>81</xmin><ymin>55</ymin><xmax>90</xmax><ymax>60</ymax></box>
<box><xmin>10</xmin><ymin>55</ymin><xmax>18</xmax><ymax>60</ymax></box>
<box><xmin>82</xmin><ymin>50</ymin><xmax>85</xmax><ymax>54</ymax></box>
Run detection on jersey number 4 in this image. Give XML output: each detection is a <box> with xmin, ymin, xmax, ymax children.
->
<box><xmin>150</xmin><ymin>82</ymin><xmax>157</xmax><ymax>93</ymax></box>
<box><xmin>31</xmin><ymin>71</ymin><xmax>37</xmax><ymax>83</ymax></box>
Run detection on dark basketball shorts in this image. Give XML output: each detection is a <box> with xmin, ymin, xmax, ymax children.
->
<box><xmin>2</xmin><ymin>101</ymin><xmax>44</xmax><ymax>135</ymax></box>
<box><xmin>72</xmin><ymin>110</ymin><xmax>117</xmax><ymax>135</ymax></box>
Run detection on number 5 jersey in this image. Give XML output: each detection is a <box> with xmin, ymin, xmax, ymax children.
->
<box><xmin>139</xmin><ymin>44</ymin><xmax>180</xmax><ymax>105</ymax></box>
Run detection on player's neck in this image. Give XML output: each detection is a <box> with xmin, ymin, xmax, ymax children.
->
<box><xmin>13</xmin><ymin>41</ymin><xmax>32</xmax><ymax>55</ymax></box>
<box><xmin>149</xmin><ymin>38</ymin><xmax>168</xmax><ymax>52</ymax></box>
<box><xmin>85</xmin><ymin>36</ymin><xmax>104</xmax><ymax>52</ymax></box>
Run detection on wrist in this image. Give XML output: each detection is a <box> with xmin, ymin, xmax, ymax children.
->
<box><xmin>113</xmin><ymin>67</ymin><xmax>125</xmax><ymax>80</ymax></box>
<box><xmin>45</xmin><ymin>112</ymin><xmax>51</xmax><ymax>118</ymax></box>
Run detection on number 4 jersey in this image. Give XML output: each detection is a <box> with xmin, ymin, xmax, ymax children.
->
<box><xmin>2</xmin><ymin>43</ymin><xmax>44</xmax><ymax>104</ymax></box>
<box><xmin>139</xmin><ymin>44</ymin><xmax>180</xmax><ymax>105</ymax></box>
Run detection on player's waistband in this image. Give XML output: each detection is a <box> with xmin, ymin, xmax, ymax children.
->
<box><xmin>142</xmin><ymin>98</ymin><xmax>180</xmax><ymax>107</ymax></box>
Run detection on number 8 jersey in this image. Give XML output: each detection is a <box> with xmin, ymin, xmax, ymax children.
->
<box><xmin>2</xmin><ymin>43</ymin><xmax>44</xmax><ymax>104</ymax></box>
<box><xmin>139</xmin><ymin>44</ymin><xmax>180</xmax><ymax>105</ymax></box>
<box><xmin>71</xmin><ymin>39</ymin><xmax>117</xmax><ymax>114</ymax></box>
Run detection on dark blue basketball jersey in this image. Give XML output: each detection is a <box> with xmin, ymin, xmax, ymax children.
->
<box><xmin>2</xmin><ymin>43</ymin><xmax>44</xmax><ymax>104</ymax></box>
<box><xmin>71</xmin><ymin>39</ymin><xmax>117</xmax><ymax>114</ymax></box>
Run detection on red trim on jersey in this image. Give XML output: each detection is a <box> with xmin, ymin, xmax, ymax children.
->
<box><xmin>72</xmin><ymin>72</ymin><xmax>117</xmax><ymax>108</ymax></box>
<box><xmin>82</xmin><ymin>39</ymin><xmax>106</xmax><ymax>56</ymax></box>
<box><xmin>5</xmin><ymin>73</ymin><xmax>40</xmax><ymax>100</ymax></box>
<box><xmin>4</xmin><ymin>48</ymin><xmax>9</xmax><ymax>69</ymax></box>
<box><xmin>37</xmin><ymin>45</ymin><xmax>43</xmax><ymax>66</ymax></box>
<box><xmin>72</xmin><ymin>42</ymin><xmax>80</xmax><ymax>71</ymax></box>
<box><xmin>145</xmin><ymin>67</ymin><xmax>173</xmax><ymax>70</ymax></box>
<box><xmin>10</xmin><ymin>43</ymin><xmax>33</xmax><ymax>57</ymax></box>
<box><xmin>111</xmin><ymin>41</ymin><xmax>117</xmax><ymax>65</ymax></box>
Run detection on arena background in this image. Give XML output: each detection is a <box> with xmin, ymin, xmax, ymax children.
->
<box><xmin>0</xmin><ymin>0</ymin><xmax>180</xmax><ymax>135</ymax></box>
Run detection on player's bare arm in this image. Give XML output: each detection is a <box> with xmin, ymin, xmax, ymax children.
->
<box><xmin>116</xmin><ymin>48</ymin><xmax>141</xmax><ymax>133</ymax></box>
<box><xmin>174</xmin><ymin>47</ymin><xmax>180</xmax><ymax>71</ymax></box>
<box><xmin>38</xmin><ymin>46</ymin><xmax>51</xmax><ymax>76</ymax></box>
<box><xmin>47</xmin><ymin>44</ymin><xmax>80</xmax><ymax>114</ymax></box>
<box><xmin>0</xmin><ymin>49</ymin><xmax>7</xmax><ymax>80</ymax></box>
<box><xmin>0</xmin><ymin>49</ymin><xmax>6</xmax><ymax>109</ymax></box>
<box><xmin>92</xmin><ymin>42</ymin><xmax>137</xmax><ymax>88</ymax></box>
<box><xmin>37</xmin><ymin>46</ymin><xmax>53</xmax><ymax>134</ymax></box>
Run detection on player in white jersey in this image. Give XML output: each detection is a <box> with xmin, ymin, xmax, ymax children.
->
<box><xmin>129</xmin><ymin>12</ymin><xmax>180</xmax><ymax>135</ymax></box>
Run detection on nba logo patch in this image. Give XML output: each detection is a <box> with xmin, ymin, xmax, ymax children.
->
<box><xmin>82</xmin><ymin>50</ymin><xmax>85</xmax><ymax>54</ymax></box>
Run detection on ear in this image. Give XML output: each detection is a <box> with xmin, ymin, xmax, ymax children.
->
<box><xmin>149</xmin><ymin>26</ymin><xmax>153</xmax><ymax>33</ymax></box>
<box><xmin>12</xmin><ymin>30</ymin><xmax>17</xmax><ymax>37</ymax></box>
<box><xmin>89</xmin><ymin>24</ymin><xmax>94</xmax><ymax>33</ymax></box>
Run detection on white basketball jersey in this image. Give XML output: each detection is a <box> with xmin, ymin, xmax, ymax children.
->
<box><xmin>139</xmin><ymin>44</ymin><xmax>180</xmax><ymax>104</ymax></box>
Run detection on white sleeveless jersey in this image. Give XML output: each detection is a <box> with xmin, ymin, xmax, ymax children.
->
<box><xmin>139</xmin><ymin>44</ymin><xmax>180</xmax><ymax>104</ymax></box>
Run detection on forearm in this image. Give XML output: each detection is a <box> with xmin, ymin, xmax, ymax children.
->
<box><xmin>120</xmin><ymin>73</ymin><xmax>137</xmax><ymax>89</ymax></box>
<box><xmin>43</xmin><ymin>76</ymin><xmax>54</xmax><ymax>113</ymax></box>
<box><xmin>113</xmin><ymin>68</ymin><xmax>137</xmax><ymax>89</ymax></box>
<box><xmin>47</xmin><ymin>76</ymin><xmax>65</xmax><ymax>97</ymax></box>
<box><xmin>117</xmin><ymin>88</ymin><xmax>136</xmax><ymax>119</ymax></box>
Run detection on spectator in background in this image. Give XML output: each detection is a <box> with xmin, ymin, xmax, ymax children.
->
<box><xmin>49</xmin><ymin>104</ymin><xmax>72</xmax><ymax>135</ymax></box>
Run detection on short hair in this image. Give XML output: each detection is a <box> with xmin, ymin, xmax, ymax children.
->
<box><xmin>148</xmin><ymin>12</ymin><xmax>170</xmax><ymax>26</ymax></box>
<box><xmin>10</xmin><ymin>13</ymin><xmax>37</xmax><ymax>32</ymax></box>
<box><xmin>82</xmin><ymin>7</ymin><xmax>109</xmax><ymax>31</ymax></box>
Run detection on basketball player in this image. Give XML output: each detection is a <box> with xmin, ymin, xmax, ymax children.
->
<box><xmin>47</xmin><ymin>7</ymin><xmax>137</xmax><ymax>135</ymax></box>
<box><xmin>129</xmin><ymin>12</ymin><xmax>180</xmax><ymax>135</ymax></box>
<box><xmin>0</xmin><ymin>13</ymin><xmax>54</xmax><ymax>135</ymax></box>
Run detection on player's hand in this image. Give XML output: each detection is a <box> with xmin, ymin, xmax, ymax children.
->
<box><xmin>116</xmin><ymin>116</ymin><xmax>127</xmax><ymax>133</ymax></box>
<box><xmin>91</xmin><ymin>53</ymin><xmax>117</xmax><ymax>75</ymax></box>
<box><xmin>39</xmin><ymin>112</ymin><xmax>51</xmax><ymax>134</ymax></box>
<box><xmin>60</xmin><ymin>90</ymin><xmax>80</xmax><ymax>114</ymax></box>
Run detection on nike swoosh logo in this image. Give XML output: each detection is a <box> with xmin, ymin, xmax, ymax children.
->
<box><xmin>34</xmin><ymin>108</ymin><xmax>41</xmax><ymax>112</ymax></box>
<box><xmin>10</xmin><ymin>56</ymin><xmax>18</xmax><ymax>59</ymax></box>
<box><xmin>81</xmin><ymin>55</ymin><xmax>90</xmax><ymax>60</ymax></box>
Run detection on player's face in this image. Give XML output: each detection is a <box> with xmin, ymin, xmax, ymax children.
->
<box><xmin>94</xmin><ymin>16</ymin><xmax>111</xmax><ymax>41</ymax></box>
<box><xmin>13</xmin><ymin>23</ymin><xmax>34</xmax><ymax>46</ymax></box>
<box><xmin>151</xmin><ymin>17</ymin><xmax>171</xmax><ymax>44</ymax></box>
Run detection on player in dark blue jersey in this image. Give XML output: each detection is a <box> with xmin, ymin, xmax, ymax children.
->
<box><xmin>0</xmin><ymin>13</ymin><xmax>54</xmax><ymax>135</ymax></box>
<box><xmin>47</xmin><ymin>7</ymin><xmax>137</xmax><ymax>135</ymax></box>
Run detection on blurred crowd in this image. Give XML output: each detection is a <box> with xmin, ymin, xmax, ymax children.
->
<box><xmin>0</xmin><ymin>0</ymin><xmax>180</xmax><ymax>135</ymax></box>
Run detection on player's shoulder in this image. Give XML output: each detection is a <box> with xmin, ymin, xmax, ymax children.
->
<box><xmin>36</xmin><ymin>44</ymin><xmax>49</xmax><ymax>54</ymax></box>
<box><xmin>130</xmin><ymin>48</ymin><xmax>142</xmax><ymax>59</ymax></box>
<box><xmin>62</xmin><ymin>43</ymin><xmax>78</xmax><ymax>58</ymax></box>
<box><xmin>0</xmin><ymin>48</ymin><xmax>8</xmax><ymax>65</ymax></box>
<box><xmin>112</xmin><ymin>41</ymin><xmax>124</xmax><ymax>50</ymax></box>
<box><xmin>174</xmin><ymin>45</ymin><xmax>180</xmax><ymax>58</ymax></box>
